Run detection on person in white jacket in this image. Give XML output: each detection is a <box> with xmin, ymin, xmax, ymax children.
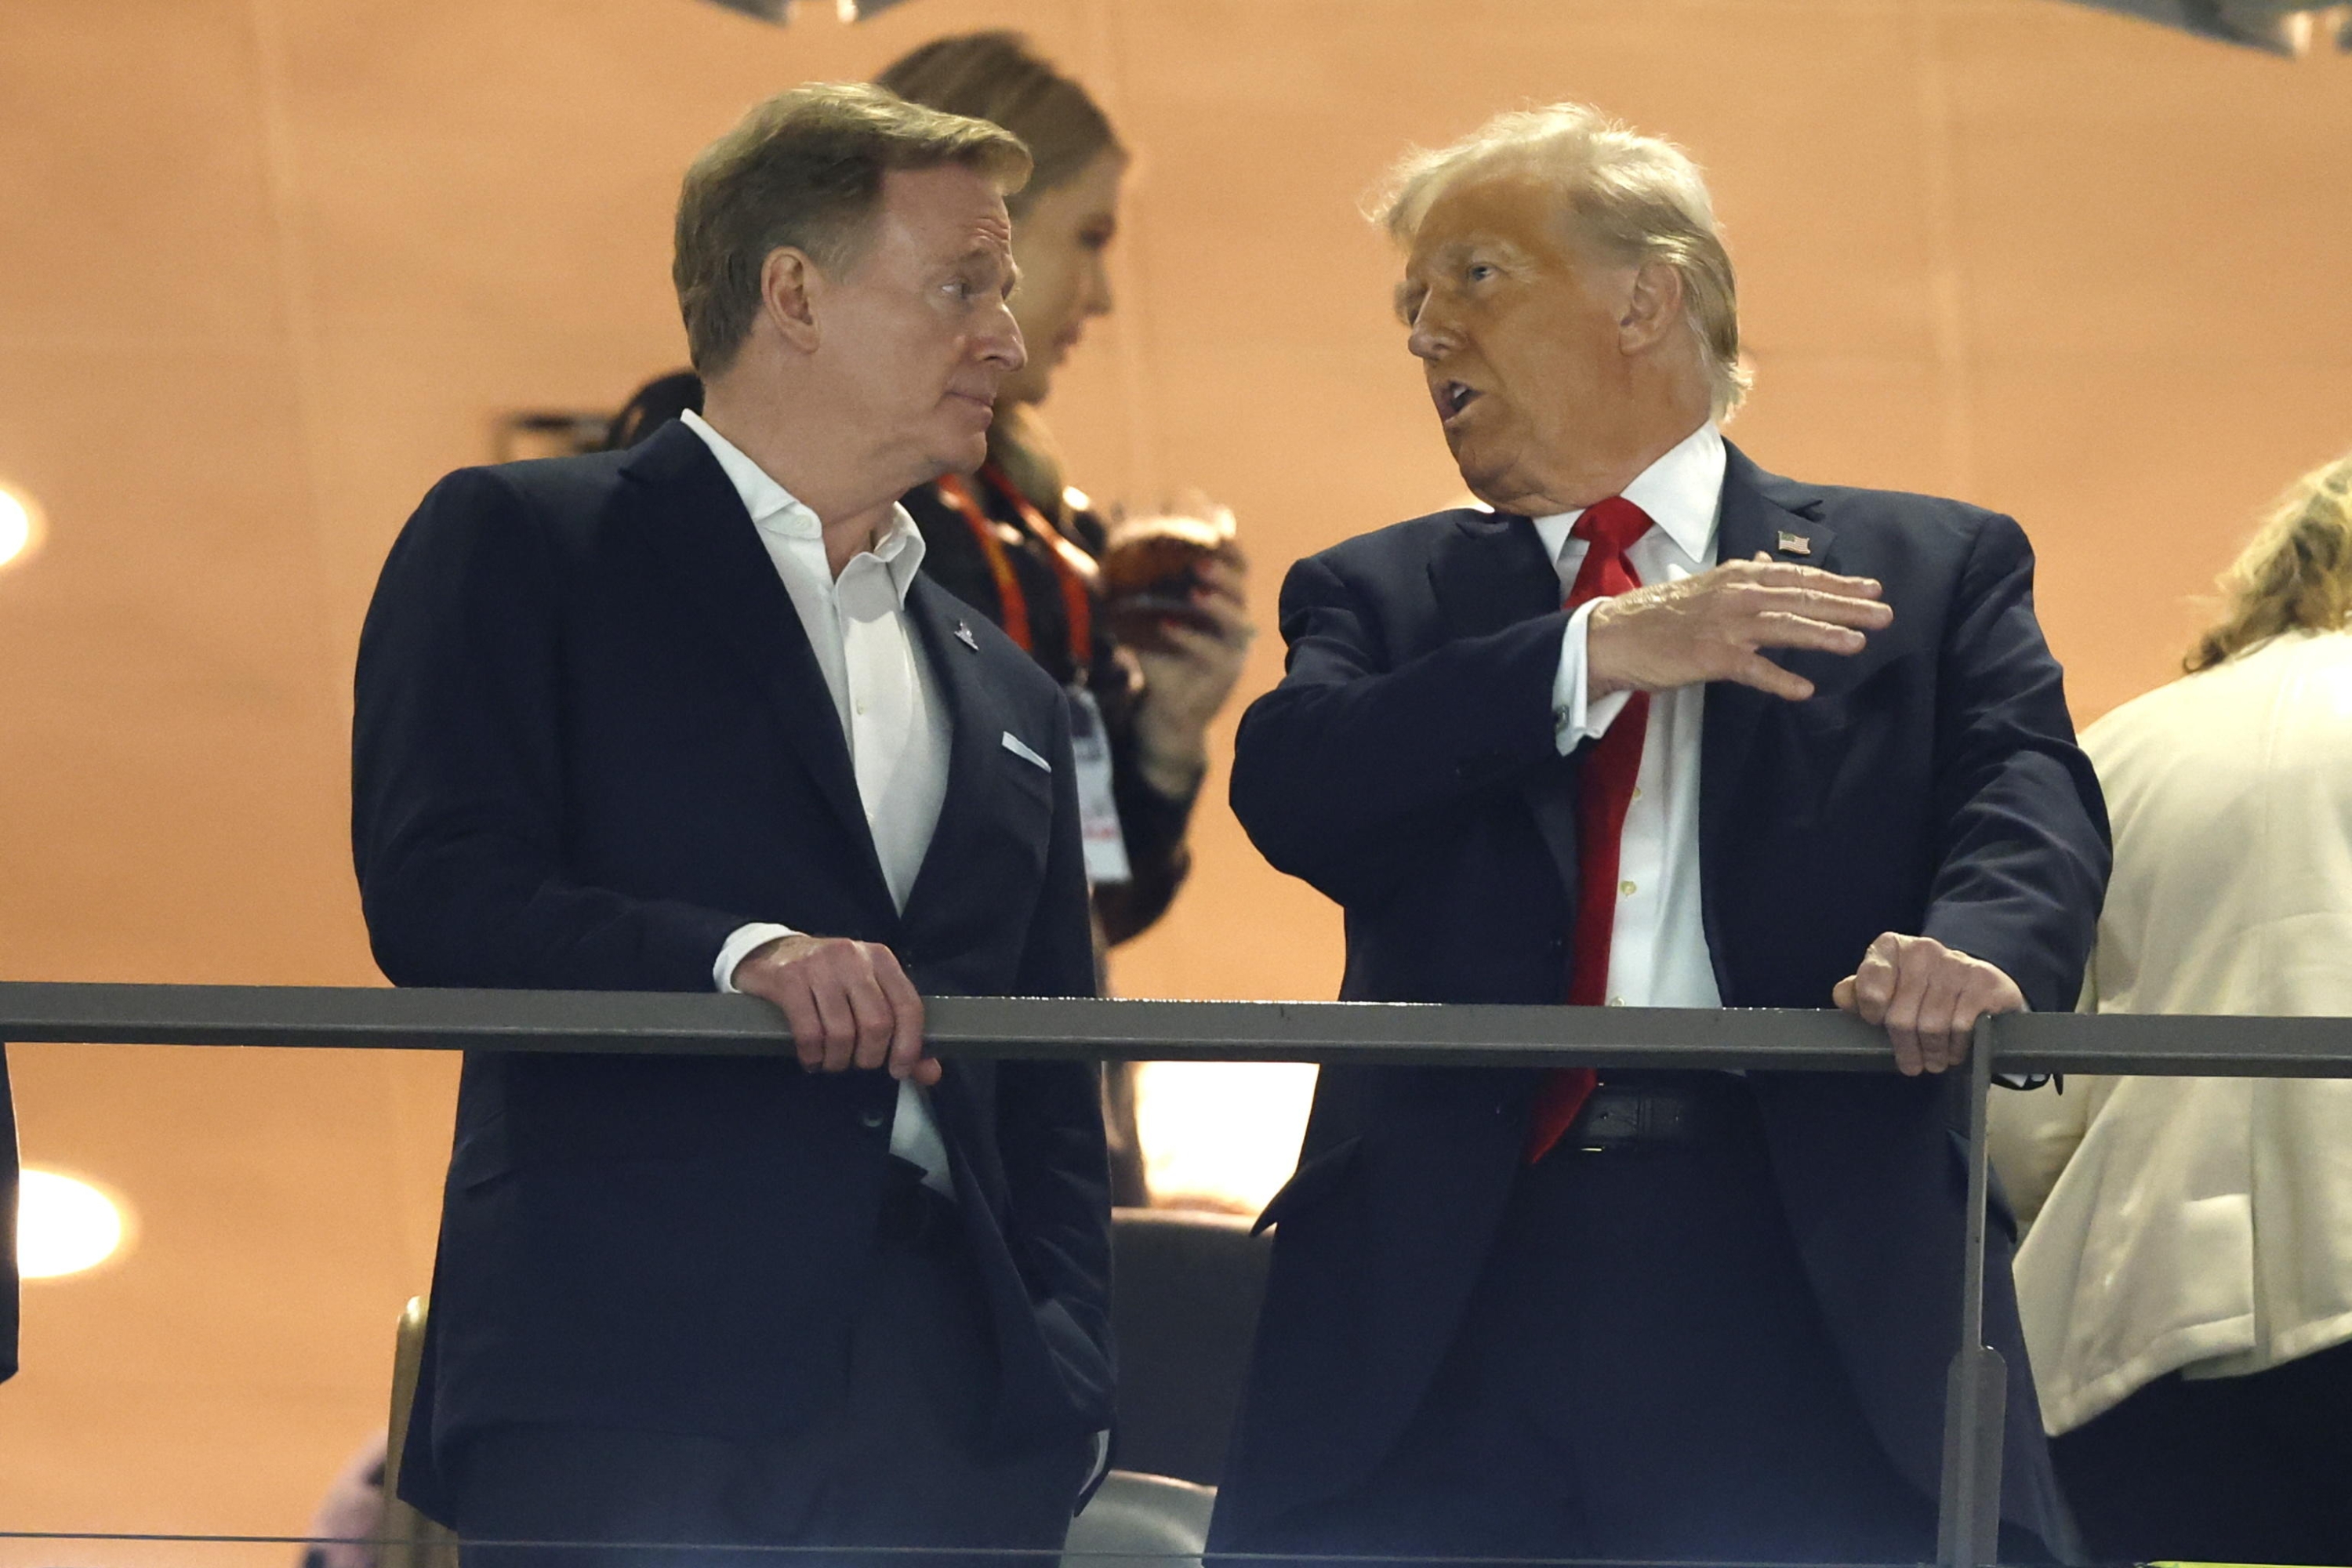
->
<box><xmin>1991</xmin><ymin>449</ymin><xmax>2352</xmax><ymax>1566</ymax></box>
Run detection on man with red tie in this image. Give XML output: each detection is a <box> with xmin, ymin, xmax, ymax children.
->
<box><xmin>1207</xmin><ymin>103</ymin><xmax>2108</xmax><ymax>1564</ymax></box>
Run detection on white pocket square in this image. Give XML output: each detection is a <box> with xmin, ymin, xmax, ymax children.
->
<box><xmin>1000</xmin><ymin>731</ymin><xmax>1051</xmax><ymax>771</ymax></box>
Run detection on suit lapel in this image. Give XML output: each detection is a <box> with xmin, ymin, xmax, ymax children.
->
<box><xmin>620</xmin><ymin>422</ymin><xmax>890</xmax><ymax>900</ymax></box>
<box><xmin>898</xmin><ymin>578</ymin><xmax>1011</xmax><ymax>1210</ymax></box>
<box><xmin>898</xmin><ymin>575</ymin><xmax>1010</xmax><ymax>920</ymax></box>
<box><xmin>1700</xmin><ymin>443</ymin><xmax>1835</xmax><ymax>993</ymax></box>
<box><xmin>1429</xmin><ymin>510</ymin><xmax>1584</xmax><ymax>908</ymax></box>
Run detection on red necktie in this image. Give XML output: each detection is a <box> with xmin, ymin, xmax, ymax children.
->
<box><xmin>1525</xmin><ymin>496</ymin><xmax>1654</xmax><ymax>1164</ymax></box>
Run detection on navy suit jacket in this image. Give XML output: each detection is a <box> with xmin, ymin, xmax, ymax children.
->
<box><xmin>1213</xmin><ymin>445</ymin><xmax>2108</xmax><ymax>1553</ymax></box>
<box><xmin>353</xmin><ymin>420</ymin><xmax>1112</xmax><ymax>1520</ymax></box>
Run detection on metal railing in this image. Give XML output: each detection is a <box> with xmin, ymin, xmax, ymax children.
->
<box><xmin>7</xmin><ymin>979</ymin><xmax>2352</xmax><ymax>1568</ymax></box>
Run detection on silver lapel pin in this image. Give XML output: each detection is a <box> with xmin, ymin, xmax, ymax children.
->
<box><xmin>953</xmin><ymin>620</ymin><xmax>979</xmax><ymax>652</ymax></box>
<box><xmin>1776</xmin><ymin>531</ymin><xmax>1813</xmax><ymax>557</ymax></box>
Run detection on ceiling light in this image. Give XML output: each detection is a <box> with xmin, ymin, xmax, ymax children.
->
<box><xmin>16</xmin><ymin>1168</ymin><xmax>131</xmax><ymax>1279</ymax></box>
<box><xmin>0</xmin><ymin>482</ymin><xmax>43</xmax><ymax>572</ymax></box>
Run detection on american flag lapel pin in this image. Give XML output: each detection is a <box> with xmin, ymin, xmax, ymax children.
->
<box><xmin>1776</xmin><ymin>531</ymin><xmax>1813</xmax><ymax>557</ymax></box>
<box><xmin>954</xmin><ymin>620</ymin><xmax>979</xmax><ymax>651</ymax></box>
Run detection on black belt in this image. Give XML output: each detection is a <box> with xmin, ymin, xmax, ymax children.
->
<box><xmin>876</xmin><ymin>1156</ymin><xmax>960</xmax><ymax>1250</ymax></box>
<box><xmin>1562</xmin><ymin>1071</ymin><xmax>1754</xmax><ymax>1152</ymax></box>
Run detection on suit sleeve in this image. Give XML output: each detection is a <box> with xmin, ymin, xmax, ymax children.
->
<box><xmin>997</xmin><ymin>691</ymin><xmax>1116</xmax><ymax>1425</ymax></box>
<box><xmin>1229</xmin><ymin>550</ymin><xmax>1573</xmax><ymax>905</ymax></box>
<box><xmin>1919</xmin><ymin>514</ymin><xmax>2112</xmax><ymax>1013</ymax></box>
<box><xmin>352</xmin><ymin>467</ymin><xmax>751</xmax><ymax>991</ymax></box>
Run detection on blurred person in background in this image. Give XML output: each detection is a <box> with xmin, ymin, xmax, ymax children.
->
<box><xmin>878</xmin><ymin>31</ymin><xmax>1253</xmax><ymax>969</ymax></box>
<box><xmin>1991</xmin><ymin>451</ymin><xmax>2352</xmax><ymax>1566</ymax></box>
<box><xmin>877</xmin><ymin>34</ymin><xmax>1254</xmax><ymax>1210</ymax></box>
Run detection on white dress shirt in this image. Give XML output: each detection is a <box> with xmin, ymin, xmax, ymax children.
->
<box><xmin>1534</xmin><ymin>420</ymin><xmax>1726</xmax><ymax>1012</ymax></box>
<box><xmin>682</xmin><ymin>410</ymin><xmax>955</xmax><ymax>1192</ymax></box>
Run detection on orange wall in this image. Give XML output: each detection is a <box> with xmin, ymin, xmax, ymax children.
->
<box><xmin>3</xmin><ymin>0</ymin><xmax>2350</xmax><ymax>1550</ymax></box>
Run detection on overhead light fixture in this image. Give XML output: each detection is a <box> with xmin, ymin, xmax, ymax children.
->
<box><xmin>702</xmin><ymin>0</ymin><xmax>791</xmax><ymax>20</ymax></box>
<box><xmin>16</xmin><ymin>1168</ymin><xmax>132</xmax><ymax>1280</ymax></box>
<box><xmin>691</xmin><ymin>0</ymin><xmax>924</xmax><ymax>21</ymax></box>
<box><xmin>2063</xmin><ymin>0</ymin><xmax>2352</xmax><ymax>54</ymax></box>
<box><xmin>0</xmin><ymin>481</ymin><xmax>44</xmax><ymax>572</ymax></box>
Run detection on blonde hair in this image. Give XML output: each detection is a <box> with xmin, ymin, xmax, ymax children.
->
<box><xmin>1377</xmin><ymin>102</ymin><xmax>1748</xmax><ymax>419</ymax></box>
<box><xmin>673</xmin><ymin>82</ymin><xmax>1030</xmax><ymax>376</ymax></box>
<box><xmin>2186</xmin><ymin>452</ymin><xmax>2352</xmax><ymax>673</ymax></box>
<box><xmin>877</xmin><ymin>34</ymin><xmax>1123</xmax><ymax>513</ymax></box>
<box><xmin>875</xmin><ymin>32</ymin><xmax>1122</xmax><ymax>221</ymax></box>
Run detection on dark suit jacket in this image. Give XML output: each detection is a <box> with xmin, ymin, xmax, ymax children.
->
<box><xmin>1212</xmin><ymin>445</ymin><xmax>2109</xmax><ymax>1553</ymax></box>
<box><xmin>352</xmin><ymin>419</ymin><xmax>1112</xmax><ymax>1522</ymax></box>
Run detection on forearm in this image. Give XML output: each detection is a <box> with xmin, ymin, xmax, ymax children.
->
<box><xmin>1919</xmin><ymin>516</ymin><xmax>2111</xmax><ymax>1012</ymax></box>
<box><xmin>1231</xmin><ymin>609</ymin><xmax>1569</xmax><ymax>891</ymax></box>
<box><xmin>358</xmin><ymin>831</ymin><xmax>749</xmax><ymax>991</ymax></box>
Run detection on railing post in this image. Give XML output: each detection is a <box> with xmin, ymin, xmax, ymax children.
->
<box><xmin>1936</xmin><ymin>1014</ymin><xmax>2007</xmax><ymax>1566</ymax></box>
<box><xmin>3</xmin><ymin>1042</ymin><xmax>19</xmax><ymax>1383</ymax></box>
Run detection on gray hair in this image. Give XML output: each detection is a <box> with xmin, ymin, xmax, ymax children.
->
<box><xmin>1377</xmin><ymin>102</ymin><xmax>1749</xmax><ymax>419</ymax></box>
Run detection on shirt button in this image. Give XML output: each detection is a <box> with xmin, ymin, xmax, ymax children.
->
<box><xmin>1607</xmin><ymin>996</ymin><xmax>1626</xmax><ymax>1007</ymax></box>
<box><xmin>1631</xmin><ymin>786</ymin><xmax>1644</xmax><ymax>800</ymax></box>
<box><xmin>1619</xmin><ymin>879</ymin><xmax>1637</xmax><ymax>896</ymax></box>
<box><xmin>859</xmin><ymin>1108</ymin><xmax>887</xmax><ymax>1129</ymax></box>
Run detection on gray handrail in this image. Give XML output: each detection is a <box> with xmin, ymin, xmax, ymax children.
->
<box><xmin>8</xmin><ymin>981</ymin><xmax>2352</xmax><ymax>1568</ymax></box>
<box><xmin>5</xmin><ymin>982</ymin><xmax>2351</xmax><ymax>1074</ymax></box>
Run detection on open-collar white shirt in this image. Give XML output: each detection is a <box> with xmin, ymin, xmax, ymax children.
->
<box><xmin>1532</xmin><ymin>420</ymin><xmax>1726</xmax><ymax>1012</ymax></box>
<box><xmin>683</xmin><ymin>409</ymin><xmax>954</xmax><ymax>1192</ymax></box>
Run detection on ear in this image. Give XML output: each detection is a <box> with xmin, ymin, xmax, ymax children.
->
<box><xmin>1617</xmin><ymin>260</ymin><xmax>1686</xmax><ymax>355</ymax></box>
<box><xmin>759</xmin><ymin>247</ymin><xmax>823</xmax><ymax>354</ymax></box>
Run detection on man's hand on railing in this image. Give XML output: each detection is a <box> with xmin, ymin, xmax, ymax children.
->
<box><xmin>731</xmin><ymin>935</ymin><xmax>938</xmax><ymax>1086</ymax></box>
<box><xmin>1833</xmin><ymin>932</ymin><xmax>2026</xmax><ymax>1078</ymax></box>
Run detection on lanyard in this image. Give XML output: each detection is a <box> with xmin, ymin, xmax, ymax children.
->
<box><xmin>936</xmin><ymin>466</ymin><xmax>1097</xmax><ymax>670</ymax></box>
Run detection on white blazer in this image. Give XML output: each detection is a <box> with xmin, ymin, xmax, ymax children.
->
<box><xmin>1990</xmin><ymin>629</ymin><xmax>2352</xmax><ymax>1436</ymax></box>
<box><xmin>1994</xmin><ymin>630</ymin><xmax>2352</xmax><ymax>1439</ymax></box>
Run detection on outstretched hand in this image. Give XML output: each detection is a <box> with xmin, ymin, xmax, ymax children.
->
<box><xmin>1833</xmin><ymin>932</ymin><xmax>2024</xmax><ymax>1076</ymax></box>
<box><xmin>1587</xmin><ymin>554</ymin><xmax>1892</xmax><ymax>702</ymax></box>
<box><xmin>731</xmin><ymin>934</ymin><xmax>938</xmax><ymax>1087</ymax></box>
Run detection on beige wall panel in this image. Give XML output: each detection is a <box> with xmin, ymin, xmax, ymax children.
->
<box><xmin>0</xmin><ymin>2</ymin><xmax>284</xmax><ymax>346</ymax></box>
<box><xmin>1942</xmin><ymin>3</ymin><xmax>2352</xmax><ymax>362</ymax></box>
<box><xmin>0</xmin><ymin>346</ymin><xmax>360</xmax><ymax>984</ymax></box>
<box><xmin>1973</xmin><ymin>354</ymin><xmax>2352</xmax><ymax>720</ymax></box>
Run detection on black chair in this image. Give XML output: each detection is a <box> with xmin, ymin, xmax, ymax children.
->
<box><xmin>1109</xmin><ymin>1207</ymin><xmax>1272</xmax><ymax>1487</ymax></box>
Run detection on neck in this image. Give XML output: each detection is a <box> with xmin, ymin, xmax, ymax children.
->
<box><xmin>700</xmin><ymin>372</ymin><xmax>904</xmax><ymax>577</ymax></box>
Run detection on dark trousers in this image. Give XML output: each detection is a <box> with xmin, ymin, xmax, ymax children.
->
<box><xmin>1241</xmin><ymin>1074</ymin><xmax>1962</xmax><ymax>1566</ymax></box>
<box><xmin>2053</xmin><ymin>1334</ymin><xmax>2352</xmax><ymax>1566</ymax></box>
<box><xmin>452</xmin><ymin>1214</ymin><xmax>1095</xmax><ymax>1568</ymax></box>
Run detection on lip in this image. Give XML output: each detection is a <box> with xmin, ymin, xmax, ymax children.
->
<box><xmin>1432</xmin><ymin>379</ymin><xmax>1484</xmax><ymax>427</ymax></box>
<box><xmin>946</xmin><ymin>390</ymin><xmax>998</xmax><ymax>416</ymax></box>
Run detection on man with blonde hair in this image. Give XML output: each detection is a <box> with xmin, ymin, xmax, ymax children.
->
<box><xmin>1212</xmin><ymin>103</ymin><xmax>2106</xmax><ymax>1563</ymax></box>
<box><xmin>355</xmin><ymin>83</ymin><xmax>1111</xmax><ymax>1559</ymax></box>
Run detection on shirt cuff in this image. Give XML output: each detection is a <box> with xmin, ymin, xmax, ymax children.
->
<box><xmin>714</xmin><ymin>922</ymin><xmax>798</xmax><ymax>993</ymax></box>
<box><xmin>1552</xmin><ymin>599</ymin><xmax>1635</xmax><ymax>755</ymax></box>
